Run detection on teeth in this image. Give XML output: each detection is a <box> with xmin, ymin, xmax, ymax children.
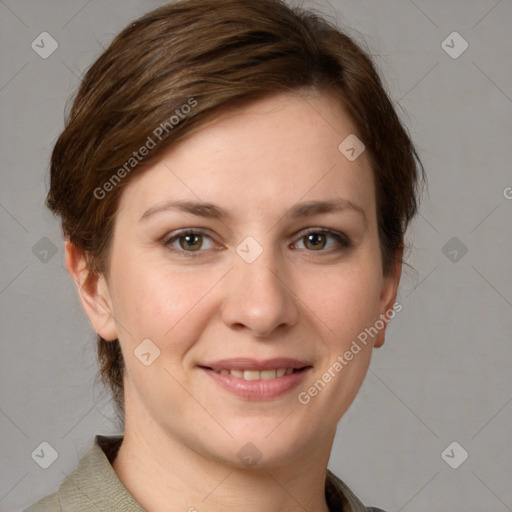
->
<box><xmin>260</xmin><ymin>369</ymin><xmax>276</xmax><ymax>380</ymax></box>
<box><xmin>212</xmin><ymin>368</ymin><xmax>298</xmax><ymax>380</ymax></box>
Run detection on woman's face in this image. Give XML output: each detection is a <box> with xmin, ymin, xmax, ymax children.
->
<box><xmin>82</xmin><ymin>91</ymin><xmax>401</xmax><ymax>467</ymax></box>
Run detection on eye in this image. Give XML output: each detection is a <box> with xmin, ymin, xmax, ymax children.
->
<box><xmin>164</xmin><ymin>229</ymin><xmax>217</xmax><ymax>256</ymax></box>
<box><xmin>163</xmin><ymin>227</ymin><xmax>351</xmax><ymax>257</ymax></box>
<box><xmin>293</xmin><ymin>228</ymin><xmax>351</xmax><ymax>253</ymax></box>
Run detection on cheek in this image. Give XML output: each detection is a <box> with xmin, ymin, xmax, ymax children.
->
<box><xmin>304</xmin><ymin>259</ymin><xmax>383</xmax><ymax>345</ymax></box>
<box><xmin>301</xmin><ymin>266</ymin><xmax>381</xmax><ymax>417</ymax></box>
<box><xmin>109</xmin><ymin>249</ymin><xmax>217</xmax><ymax>346</ymax></box>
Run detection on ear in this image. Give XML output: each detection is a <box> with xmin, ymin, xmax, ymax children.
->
<box><xmin>374</xmin><ymin>246</ymin><xmax>403</xmax><ymax>348</ymax></box>
<box><xmin>64</xmin><ymin>239</ymin><xmax>118</xmax><ymax>341</ymax></box>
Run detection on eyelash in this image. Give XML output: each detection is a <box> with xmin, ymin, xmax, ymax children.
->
<box><xmin>162</xmin><ymin>228</ymin><xmax>352</xmax><ymax>258</ymax></box>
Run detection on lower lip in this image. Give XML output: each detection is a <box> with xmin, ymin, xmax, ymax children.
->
<box><xmin>200</xmin><ymin>367</ymin><xmax>311</xmax><ymax>400</ymax></box>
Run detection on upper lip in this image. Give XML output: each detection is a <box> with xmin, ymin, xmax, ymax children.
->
<box><xmin>200</xmin><ymin>358</ymin><xmax>312</xmax><ymax>371</ymax></box>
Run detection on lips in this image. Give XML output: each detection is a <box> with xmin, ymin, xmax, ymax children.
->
<box><xmin>198</xmin><ymin>358</ymin><xmax>312</xmax><ymax>399</ymax></box>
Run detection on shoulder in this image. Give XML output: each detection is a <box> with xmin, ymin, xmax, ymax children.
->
<box><xmin>23</xmin><ymin>491</ymin><xmax>62</xmax><ymax>512</ymax></box>
<box><xmin>326</xmin><ymin>468</ymin><xmax>388</xmax><ymax>512</ymax></box>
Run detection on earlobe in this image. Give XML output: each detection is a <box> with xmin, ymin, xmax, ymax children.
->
<box><xmin>64</xmin><ymin>239</ymin><xmax>118</xmax><ymax>341</ymax></box>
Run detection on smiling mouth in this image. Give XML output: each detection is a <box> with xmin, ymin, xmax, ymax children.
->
<box><xmin>200</xmin><ymin>366</ymin><xmax>310</xmax><ymax>380</ymax></box>
<box><xmin>199</xmin><ymin>362</ymin><xmax>312</xmax><ymax>400</ymax></box>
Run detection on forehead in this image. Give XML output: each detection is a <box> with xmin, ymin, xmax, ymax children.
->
<box><xmin>117</xmin><ymin>91</ymin><xmax>376</xmax><ymax>226</ymax></box>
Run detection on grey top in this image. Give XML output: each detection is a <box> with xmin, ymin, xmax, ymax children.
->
<box><xmin>24</xmin><ymin>434</ymin><xmax>386</xmax><ymax>512</ymax></box>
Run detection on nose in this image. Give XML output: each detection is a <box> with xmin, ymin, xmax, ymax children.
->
<box><xmin>220</xmin><ymin>246</ymin><xmax>300</xmax><ymax>338</ymax></box>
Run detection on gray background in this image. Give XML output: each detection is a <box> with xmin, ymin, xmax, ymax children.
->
<box><xmin>1</xmin><ymin>0</ymin><xmax>511</xmax><ymax>510</ymax></box>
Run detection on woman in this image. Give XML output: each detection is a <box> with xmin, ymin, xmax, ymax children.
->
<box><xmin>25</xmin><ymin>0</ymin><xmax>425</xmax><ymax>510</ymax></box>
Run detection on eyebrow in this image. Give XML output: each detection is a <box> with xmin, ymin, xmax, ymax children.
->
<box><xmin>139</xmin><ymin>198</ymin><xmax>366</xmax><ymax>224</ymax></box>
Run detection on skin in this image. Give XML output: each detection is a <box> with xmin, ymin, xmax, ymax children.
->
<box><xmin>66</xmin><ymin>90</ymin><xmax>402</xmax><ymax>512</ymax></box>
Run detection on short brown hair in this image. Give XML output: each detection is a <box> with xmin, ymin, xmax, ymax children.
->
<box><xmin>47</xmin><ymin>0</ymin><xmax>425</xmax><ymax>426</ymax></box>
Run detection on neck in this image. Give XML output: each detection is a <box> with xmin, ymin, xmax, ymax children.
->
<box><xmin>112</xmin><ymin>404</ymin><xmax>333</xmax><ymax>512</ymax></box>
